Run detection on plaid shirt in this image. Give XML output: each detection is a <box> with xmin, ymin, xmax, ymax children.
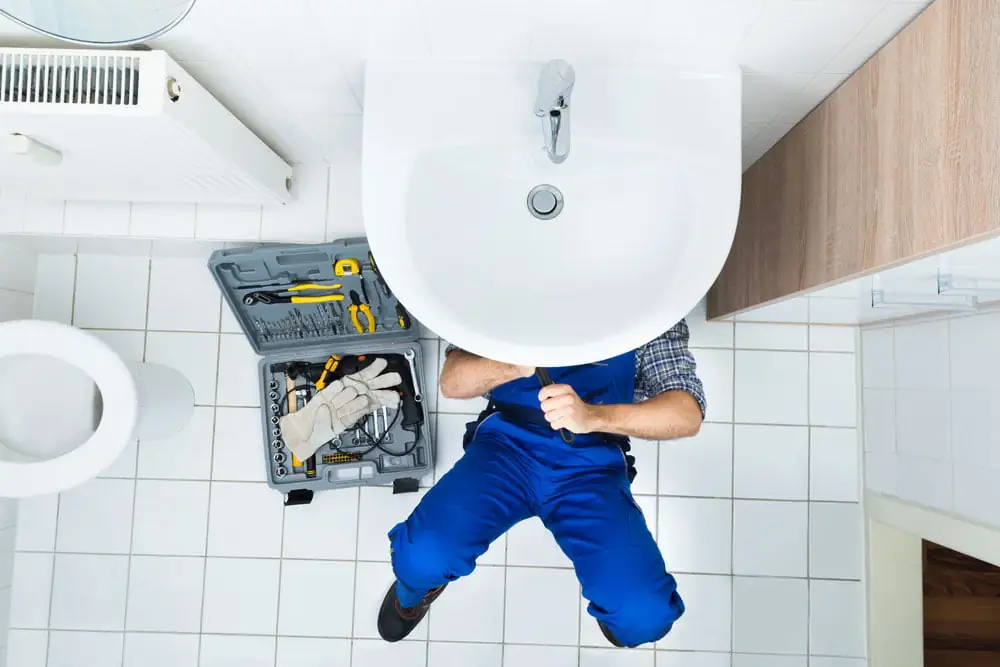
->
<box><xmin>444</xmin><ymin>319</ymin><xmax>707</xmax><ymax>417</ymax></box>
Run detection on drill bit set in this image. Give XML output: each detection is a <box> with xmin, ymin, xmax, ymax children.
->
<box><xmin>208</xmin><ymin>239</ymin><xmax>432</xmax><ymax>503</ymax></box>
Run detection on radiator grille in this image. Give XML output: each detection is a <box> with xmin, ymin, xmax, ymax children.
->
<box><xmin>0</xmin><ymin>52</ymin><xmax>140</xmax><ymax>106</ymax></box>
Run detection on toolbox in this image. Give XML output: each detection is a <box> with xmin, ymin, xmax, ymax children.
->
<box><xmin>208</xmin><ymin>238</ymin><xmax>431</xmax><ymax>504</ymax></box>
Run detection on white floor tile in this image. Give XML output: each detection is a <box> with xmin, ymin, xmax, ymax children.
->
<box><xmin>195</xmin><ymin>204</ymin><xmax>262</xmax><ymax>241</ymax></box>
<box><xmin>434</xmin><ymin>413</ymin><xmax>471</xmax><ymax>482</ymax></box>
<box><xmin>9</xmin><ymin>553</ymin><xmax>53</xmax><ymax>629</ymax></box>
<box><xmin>129</xmin><ymin>202</ymin><xmax>197</xmax><ymax>238</ymax></box>
<box><xmin>436</xmin><ymin>340</ymin><xmax>489</xmax><ymax>415</ymax></box>
<box><xmin>733</xmin><ymin>500</ymin><xmax>807</xmax><ymax>577</ymax></box>
<box><xmin>861</xmin><ymin>327</ymin><xmax>894</xmax><ymax>389</ymax></box>
<box><xmin>656</xmin><ymin>574</ymin><xmax>731</xmax><ymax>652</ymax></box>
<box><xmin>732</xmin><ymin>576</ymin><xmax>807</xmax><ymax>655</ymax></box>
<box><xmin>356</xmin><ymin>486</ymin><xmax>426</xmax><ymax>562</ymax></box>
<box><xmin>147</xmin><ymin>257</ymin><xmax>221</xmax><ymax>332</ymax></box>
<box><xmin>48</xmin><ymin>630</ymin><xmax>124</xmax><ymax>667</ymax></box>
<box><xmin>32</xmin><ymin>254</ymin><xmax>75</xmax><ymax>324</ymax></box>
<box><xmin>735</xmin><ymin>351</ymin><xmax>808</xmax><ymax>425</ymax></box>
<box><xmin>50</xmin><ymin>554</ymin><xmax>129</xmax><ymax>631</ymax></box>
<box><xmin>123</xmin><ymin>633</ymin><xmax>199</xmax><ymax>667</ymax></box>
<box><xmin>137</xmin><ymin>405</ymin><xmax>214</xmax><ymax>480</ymax></box>
<box><xmin>6</xmin><ymin>629</ymin><xmax>48</xmax><ymax>667</ymax></box>
<box><xmin>896</xmin><ymin>454</ymin><xmax>952</xmax><ymax>511</ymax></box>
<box><xmin>630</xmin><ymin>437</ymin><xmax>658</xmax><ymax>495</ymax></box>
<box><xmin>221</xmin><ymin>304</ymin><xmax>242</xmax><ymax>333</ymax></box>
<box><xmin>73</xmin><ymin>255</ymin><xmax>149</xmax><ymax>329</ymax></box>
<box><xmin>207</xmin><ymin>482</ymin><xmax>283</xmax><ymax>558</ymax></box>
<box><xmin>429</xmin><ymin>565</ymin><xmax>505</xmax><ymax>642</ymax></box>
<box><xmin>353</xmin><ymin>638</ymin><xmax>427</xmax><ymax>667</ymax></box>
<box><xmin>64</xmin><ymin>201</ymin><xmax>130</xmax><ymax>236</ymax></box>
<box><xmin>502</xmin><ymin>645</ymin><xmax>577</xmax><ymax>667</ymax></box>
<box><xmin>125</xmin><ymin>555</ymin><xmax>204</xmax><ymax>632</ymax></box>
<box><xmin>55</xmin><ymin>478</ymin><xmax>134</xmax><ymax>554</ymax></box>
<box><xmin>216</xmin><ymin>333</ymin><xmax>262</xmax><ymax>406</ymax></box>
<box><xmin>201</xmin><ymin>557</ymin><xmax>280</xmax><ymax>635</ymax></box>
<box><xmin>199</xmin><ymin>634</ymin><xmax>275</xmax><ymax>667</ymax></box>
<box><xmin>954</xmin><ymin>464</ymin><xmax>1000</xmax><ymax>527</ymax></box>
<box><xmin>580</xmin><ymin>647</ymin><xmax>655</xmax><ymax>667</ymax></box>
<box><xmin>507</xmin><ymin>517</ymin><xmax>572</xmax><ymax>568</ymax></box>
<box><xmin>132</xmin><ymin>480</ymin><xmax>210</xmax><ymax>556</ymax></box>
<box><xmin>810</xmin><ymin>352</ymin><xmax>858</xmax><ymax>427</ymax></box>
<box><xmin>810</xmin><ymin>326</ymin><xmax>856</xmax><ymax>353</ymax></box>
<box><xmin>810</xmin><ymin>428</ymin><xmax>860</xmax><ymax>502</ymax></box>
<box><xmin>811</xmin><ymin>579</ymin><xmax>866</xmax><ymax>657</ymax></box>
<box><xmin>658</xmin><ymin>423</ymin><xmax>732</xmax><ymax>498</ymax></box>
<box><xmin>809</xmin><ymin>659</ymin><xmax>866</xmax><ymax>667</ymax></box>
<box><xmin>504</xmin><ymin>567</ymin><xmax>579</xmax><ymax>645</ymax></box>
<box><xmin>428</xmin><ymin>641</ymin><xmax>503</xmax><ymax>667</ymax></box>
<box><xmin>86</xmin><ymin>329</ymin><xmax>146</xmax><ymax>362</ymax></box>
<box><xmin>278</xmin><ymin>559</ymin><xmax>355</xmax><ymax>637</ymax></box>
<box><xmin>276</xmin><ymin>637</ymin><xmax>352</xmax><ymax>667</ymax></box>
<box><xmin>894</xmin><ymin>320</ymin><xmax>949</xmax><ymax>389</ymax></box>
<box><xmin>657</xmin><ymin>651</ymin><xmax>731</xmax><ymax>667</ymax></box>
<box><xmin>657</xmin><ymin>497</ymin><xmax>732</xmax><ymax>575</ymax></box>
<box><xmin>353</xmin><ymin>561</ymin><xmax>426</xmax><ymax>640</ymax></box>
<box><xmin>862</xmin><ymin>389</ymin><xmax>895</xmax><ymax>453</ymax></box>
<box><xmin>98</xmin><ymin>440</ymin><xmax>139</xmax><ymax>479</ymax></box>
<box><xmin>15</xmin><ymin>493</ymin><xmax>58</xmax><ymax>551</ymax></box>
<box><xmin>733</xmin><ymin>425</ymin><xmax>808</xmax><ymax>500</ymax></box>
<box><xmin>895</xmin><ymin>389</ymin><xmax>950</xmax><ymax>460</ymax></box>
<box><xmin>864</xmin><ymin>451</ymin><xmax>898</xmax><ymax>496</ymax></box>
<box><xmin>951</xmin><ymin>390</ymin><xmax>1000</xmax><ymax>469</ymax></box>
<box><xmin>809</xmin><ymin>502</ymin><xmax>862</xmax><ymax>580</ymax></box>
<box><xmin>213</xmin><ymin>407</ymin><xmax>267</xmax><ymax>481</ymax></box>
<box><xmin>261</xmin><ymin>165</ymin><xmax>329</xmax><ymax>243</ymax></box>
<box><xmin>735</xmin><ymin>323</ymin><xmax>808</xmax><ymax>350</ymax></box>
<box><xmin>282</xmin><ymin>487</ymin><xmax>359</xmax><ymax>560</ymax></box>
<box><xmin>420</xmin><ymin>339</ymin><xmax>439</xmax><ymax>413</ymax></box>
<box><xmin>690</xmin><ymin>348</ymin><xmax>734</xmax><ymax>422</ymax></box>
<box><xmin>145</xmin><ymin>332</ymin><xmax>219</xmax><ymax>405</ymax></box>
<box><xmin>732</xmin><ymin>655</ymin><xmax>806</xmax><ymax>667</ymax></box>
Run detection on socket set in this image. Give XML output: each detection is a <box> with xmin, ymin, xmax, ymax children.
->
<box><xmin>209</xmin><ymin>239</ymin><xmax>433</xmax><ymax>502</ymax></box>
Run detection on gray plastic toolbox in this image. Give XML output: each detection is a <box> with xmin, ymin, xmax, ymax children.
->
<box><xmin>208</xmin><ymin>239</ymin><xmax>431</xmax><ymax>504</ymax></box>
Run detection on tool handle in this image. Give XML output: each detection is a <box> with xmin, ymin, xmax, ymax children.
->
<box><xmin>290</xmin><ymin>295</ymin><xmax>345</xmax><ymax>304</ymax></box>
<box><xmin>349</xmin><ymin>305</ymin><xmax>364</xmax><ymax>334</ymax></box>
<box><xmin>535</xmin><ymin>368</ymin><xmax>575</xmax><ymax>444</ymax></box>
<box><xmin>360</xmin><ymin>305</ymin><xmax>376</xmax><ymax>332</ymax></box>
<box><xmin>288</xmin><ymin>283</ymin><xmax>342</xmax><ymax>291</ymax></box>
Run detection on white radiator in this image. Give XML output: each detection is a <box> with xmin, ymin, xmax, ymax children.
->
<box><xmin>0</xmin><ymin>48</ymin><xmax>293</xmax><ymax>205</ymax></box>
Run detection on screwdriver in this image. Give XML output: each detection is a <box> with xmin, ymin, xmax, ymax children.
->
<box><xmin>535</xmin><ymin>368</ymin><xmax>574</xmax><ymax>444</ymax></box>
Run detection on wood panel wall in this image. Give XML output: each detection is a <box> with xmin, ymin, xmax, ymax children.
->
<box><xmin>708</xmin><ymin>0</ymin><xmax>1000</xmax><ymax>319</ymax></box>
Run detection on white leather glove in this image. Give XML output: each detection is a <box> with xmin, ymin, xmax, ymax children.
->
<box><xmin>279</xmin><ymin>358</ymin><xmax>402</xmax><ymax>462</ymax></box>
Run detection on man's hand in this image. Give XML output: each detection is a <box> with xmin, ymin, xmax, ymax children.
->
<box><xmin>539</xmin><ymin>384</ymin><xmax>600</xmax><ymax>434</ymax></box>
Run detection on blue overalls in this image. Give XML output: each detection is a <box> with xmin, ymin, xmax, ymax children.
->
<box><xmin>388</xmin><ymin>351</ymin><xmax>685</xmax><ymax>647</ymax></box>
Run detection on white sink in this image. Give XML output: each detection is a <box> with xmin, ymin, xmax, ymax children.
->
<box><xmin>364</xmin><ymin>62</ymin><xmax>742</xmax><ymax>366</ymax></box>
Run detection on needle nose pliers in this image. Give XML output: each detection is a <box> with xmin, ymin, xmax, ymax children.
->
<box><xmin>243</xmin><ymin>283</ymin><xmax>344</xmax><ymax>306</ymax></box>
<box><xmin>349</xmin><ymin>290</ymin><xmax>375</xmax><ymax>333</ymax></box>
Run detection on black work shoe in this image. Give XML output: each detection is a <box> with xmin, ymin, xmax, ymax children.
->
<box><xmin>377</xmin><ymin>581</ymin><xmax>447</xmax><ymax>642</ymax></box>
<box><xmin>598</xmin><ymin>620</ymin><xmax>626</xmax><ymax>648</ymax></box>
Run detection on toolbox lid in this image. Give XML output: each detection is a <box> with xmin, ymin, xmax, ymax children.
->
<box><xmin>208</xmin><ymin>239</ymin><xmax>420</xmax><ymax>356</ymax></box>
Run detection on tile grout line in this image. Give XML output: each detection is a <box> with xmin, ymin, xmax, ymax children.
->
<box><xmin>348</xmin><ymin>473</ymin><xmax>364</xmax><ymax>666</ymax></box>
<box><xmin>806</xmin><ymin>345</ymin><xmax>812</xmax><ymax>658</ymax></box>
<box><xmin>729</xmin><ymin>330</ymin><xmax>737</xmax><ymax>658</ymax></box>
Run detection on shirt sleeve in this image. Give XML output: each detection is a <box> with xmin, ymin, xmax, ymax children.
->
<box><xmin>634</xmin><ymin>319</ymin><xmax>707</xmax><ymax>417</ymax></box>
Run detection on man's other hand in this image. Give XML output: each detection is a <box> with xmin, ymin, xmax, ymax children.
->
<box><xmin>539</xmin><ymin>384</ymin><xmax>599</xmax><ymax>434</ymax></box>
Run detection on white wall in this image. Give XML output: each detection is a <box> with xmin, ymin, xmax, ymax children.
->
<box><xmin>860</xmin><ymin>309</ymin><xmax>1000</xmax><ymax>528</ymax></box>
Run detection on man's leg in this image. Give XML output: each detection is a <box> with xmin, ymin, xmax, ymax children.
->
<box><xmin>389</xmin><ymin>433</ymin><xmax>534</xmax><ymax>607</ymax></box>
<box><xmin>542</xmin><ymin>467</ymin><xmax>684</xmax><ymax>647</ymax></box>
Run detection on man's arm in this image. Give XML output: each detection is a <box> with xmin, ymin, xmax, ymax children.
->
<box><xmin>539</xmin><ymin>385</ymin><xmax>702</xmax><ymax>440</ymax></box>
<box><xmin>439</xmin><ymin>348</ymin><xmax>534</xmax><ymax>399</ymax></box>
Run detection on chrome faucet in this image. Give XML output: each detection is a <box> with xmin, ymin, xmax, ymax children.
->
<box><xmin>534</xmin><ymin>59</ymin><xmax>575</xmax><ymax>164</ymax></box>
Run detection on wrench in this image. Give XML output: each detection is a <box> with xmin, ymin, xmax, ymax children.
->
<box><xmin>402</xmin><ymin>349</ymin><xmax>423</xmax><ymax>403</ymax></box>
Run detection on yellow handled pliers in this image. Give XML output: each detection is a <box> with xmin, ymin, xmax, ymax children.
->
<box><xmin>349</xmin><ymin>290</ymin><xmax>375</xmax><ymax>333</ymax></box>
<box><xmin>243</xmin><ymin>283</ymin><xmax>344</xmax><ymax>306</ymax></box>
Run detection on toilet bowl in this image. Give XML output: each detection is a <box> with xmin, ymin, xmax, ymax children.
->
<box><xmin>0</xmin><ymin>320</ymin><xmax>195</xmax><ymax>498</ymax></box>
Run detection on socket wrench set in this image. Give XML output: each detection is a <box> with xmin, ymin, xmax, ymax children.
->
<box><xmin>209</xmin><ymin>239</ymin><xmax>431</xmax><ymax>503</ymax></box>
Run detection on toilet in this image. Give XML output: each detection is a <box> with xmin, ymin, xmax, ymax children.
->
<box><xmin>0</xmin><ymin>320</ymin><xmax>195</xmax><ymax>498</ymax></box>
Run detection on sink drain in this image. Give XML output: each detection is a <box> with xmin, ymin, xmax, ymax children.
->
<box><xmin>527</xmin><ymin>184</ymin><xmax>564</xmax><ymax>220</ymax></box>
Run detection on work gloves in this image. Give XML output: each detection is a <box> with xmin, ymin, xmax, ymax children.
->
<box><xmin>279</xmin><ymin>357</ymin><xmax>402</xmax><ymax>462</ymax></box>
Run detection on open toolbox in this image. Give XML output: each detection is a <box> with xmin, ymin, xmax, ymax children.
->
<box><xmin>208</xmin><ymin>238</ymin><xmax>431</xmax><ymax>503</ymax></box>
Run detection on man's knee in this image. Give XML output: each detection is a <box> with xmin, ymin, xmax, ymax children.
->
<box><xmin>389</xmin><ymin>520</ymin><xmax>474</xmax><ymax>588</ymax></box>
<box><xmin>605</xmin><ymin>586</ymin><xmax>685</xmax><ymax>647</ymax></box>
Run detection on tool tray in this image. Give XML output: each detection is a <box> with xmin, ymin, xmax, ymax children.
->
<box><xmin>208</xmin><ymin>239</ymin><xmax>431</xmax><ymax>502</ymax></box>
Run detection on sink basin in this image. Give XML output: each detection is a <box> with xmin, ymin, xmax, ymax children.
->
<box><xmin>364</xmin><ymin>62</ymin><xmax>742</xmax><ymax>367</ymax></box>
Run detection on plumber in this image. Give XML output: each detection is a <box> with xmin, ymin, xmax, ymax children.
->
<box><xmin>377</xmin><ymin>321</ymin><xmax>706</xmax><ymax>648</ymax></box>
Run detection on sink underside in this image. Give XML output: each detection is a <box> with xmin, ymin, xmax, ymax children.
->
<box><xmin>364</xmin><ymin>62</ymin><xmax>742</xmax><ymax>366</ymax></box>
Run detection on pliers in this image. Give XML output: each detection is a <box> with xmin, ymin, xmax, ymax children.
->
<box><xmin>243</xmin><ymin>283</ymin><xmax>344</xmax><ymax>306</ymax></box>
<box><xmin>349</xmin><ymin>290</ymin><xmax>375</xmax><ymax>333</ymax></box>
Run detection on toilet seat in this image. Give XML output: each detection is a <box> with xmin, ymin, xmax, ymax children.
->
<box><xmin>0</xmin><ymin>320</ymin><xmax>138</xmax><ymax>498</ymax></box>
